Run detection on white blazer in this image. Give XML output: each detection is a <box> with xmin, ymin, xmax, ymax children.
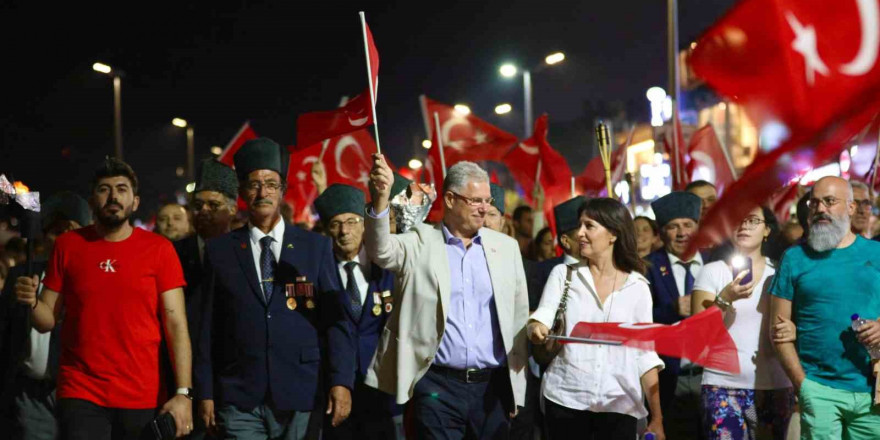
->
<box><xmin>362</xmin><ymin>210</ymin><xmax>529</xmax><ymax>407</ymax></box>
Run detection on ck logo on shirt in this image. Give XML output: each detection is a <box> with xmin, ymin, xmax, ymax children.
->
<box><xmin>99</xmin><ymin>259</ymin><xmax>118</xmax><ymax>273</ymax></box>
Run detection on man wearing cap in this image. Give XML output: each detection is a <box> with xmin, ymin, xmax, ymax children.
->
<box><xmin>314</xmin><ymin>184</ymin><xmax>402</xmax><ymax>440</ymax></box>
<box><xmin>530</xmin><ymin>196</ymin><xmax>585</xmax><ymax>311</ymax></box>
<box><xmin>484</xmin><ymin>184</ymin><xmax>507</xmax><ymax>233</ymax></box>
<box><xmin>193</xmin><ymin>138</ymin><xmax>354</xmax><ymax>440</ymax></box>
<box><xmin>645</xmin><ymin>191</ymin><xmax>705</xmax><ymax>440</ymax></box>
<box><xmin>0</xmin><ymin>191</ymin><xmax>90</xmax><ymax>440</ymax></box>
<box><xmin>365</xmin><ymin>156</ymin><xmax>529</xmax><ymax>439</ymax></box>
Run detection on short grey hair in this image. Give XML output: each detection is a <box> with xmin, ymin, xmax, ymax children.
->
<box><xmin>850</xmin><ymin>181</ymin><xmax>868</xmax><ymax>201</ymax></box>
<box><xmin>443</xmin><ymin>161</ymin><xmax>489</xmax><ymax>194</ymax></box>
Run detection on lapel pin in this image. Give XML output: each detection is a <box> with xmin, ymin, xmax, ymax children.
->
<box><xmin>240</xmin><ymin>242</ymin><xmax>247</xmax><ymax>249</ymax></box>
<box><xmin>286</xmin><ymin>243</ymin><xmax>294</xmax><ymax>249</ymax></box>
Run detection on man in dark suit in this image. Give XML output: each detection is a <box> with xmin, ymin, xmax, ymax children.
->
<box><xmin>193</xmin><ymin>138</ymin><xmax>354</xmax><ymax>440</ymax></box>
<box><xmin>314</xmin><ymin>184</ymin><xmax>401</xmax><ymax>440</ymax></box>
<box><xmin>0</xmin><ymin>191</ymin><xmax>91</xmax><ymax>440</ymax></box>
<box><xmin>645</xmin><ymin>191</ymin><xmax>705</xmax><ymax>440</ymax></box>
<box><xmin>171</xmin><ymin>158</ymin><xmax>238</xmax><ymax>439</ymax></box>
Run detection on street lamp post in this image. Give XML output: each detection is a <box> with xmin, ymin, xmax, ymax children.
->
<box><xmin>93</xmin><ymin>62</ymin><xmax>124</xmax><ymax>160</ymax></box>
<box><xmin>172</xmin><ymin>118</ymin><xmax>195</xmax><ymax>181</ymax></box>
<box><xmin>499</xmin><ymin>51</ymin><xmax>565</xmax><ymax>137</ymax></box>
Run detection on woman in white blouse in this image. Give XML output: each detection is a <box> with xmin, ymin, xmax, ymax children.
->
<box><xmin>528</xmin><ymin>198</ymin><xmax>665</xmax><ymax>440</ymax></box>
<box><xmin>691</xmin><ymin>206</ymin><xmax>794</xmax><ymax>440</ymax></box>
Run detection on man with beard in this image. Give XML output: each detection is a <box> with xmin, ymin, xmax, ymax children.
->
<box><xmin>14</xmin><ymin>158</ymin><xmax>193</xmax><ymax>439</ymax></box>
<box><xmin>194</xmin><ymin>138</ymin><xmax>353</xmax><ymax>440</ymax></box>
<box><xmin>0</xmin><ymin>191</ymin><xmax>91</xmax><ymax>440</ymax></box>
<box><xmin>850</xmin><ymin>181</ymin><xmax>872</xmax><ymax>238</ymax></box>
<box><xmin>645</xmin><ymin>191</ymin><xmax>705</xmax><ymax>440</ymax></box>
<box><xmin>314</xmin><ymin>184</ymin><xmax>401</xmax><ymax>440</ymax></box>
<box><xmin>771</xmin><ymin>176</ymin><xmax>880</xmax><ymax>438</ymax></box>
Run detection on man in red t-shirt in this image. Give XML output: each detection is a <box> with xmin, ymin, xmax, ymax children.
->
<box><xmin>15</xmin><ymin>158</ymin><xmax>193</xmax><ymax>440</ymax></box>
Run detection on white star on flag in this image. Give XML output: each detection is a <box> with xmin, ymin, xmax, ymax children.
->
<box><xmin>786</xmin><ymin>11</ymin><xmax>830</xmax><ymax>86</ymax></box>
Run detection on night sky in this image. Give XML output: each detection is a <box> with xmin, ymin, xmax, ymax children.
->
<box><xmin>1</xmin><ymin>0</ymin><xmax>736</xmax><ymax>219</ymax></box>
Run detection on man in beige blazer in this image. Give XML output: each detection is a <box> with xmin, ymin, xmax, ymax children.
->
<box><xmin>364</xmin><ymin>156</ymin><xmax>528</xmax><ymax>439</ymax></box>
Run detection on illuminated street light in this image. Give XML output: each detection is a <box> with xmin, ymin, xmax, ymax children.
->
<box><xmin>210</xmin><ymin>146</ymin><xmax>223</xmax><ymax>155</ymax></box>
<box><xmin>646</xmin><ymin>87</ymin><xmax>667</xmax><ymax>127</ymax></box>
<box><xmin>92</xmin><ymin>62</ymin><xmax>112</xmax><ymax>74</ymax></box>
<box><xmin>408</xmin><ymin>159</ymin><xmax>423</xmax><ymax>169</ymax></box>
<box><xmin>93</xmin><ymin>61</ymin><xmax>123</xmax><ymax>159</ymax></box>
<box><xmin>172</xmin><ymin>118</ymin><xmax>188</xmax><ymax>128</ymax></box>
<box><xmin>495</xmin><ymin>103</ymin><xmax>512</xmax><ymax>115</ymax></box>
<box><xmin>422</xmin><ymin>139</ymin><xmax>432</xmax><ymax>149</ymax></box>
<box><xmin>186</xmin><ymin>182</ymin><xmax>196</xmax><ymax>193</ymax></box>
<box><xmin>453</xmin><ymin>104</ymin><xmax>471</xmax><ymax>116</ymax></box>
<box><xmin>171</xmin><ymin>118</ymin><xmax>194</xmax><ymax>180</ymax></box>
<box><xmin>176</xmin><ymin>167</ymin><xmax>185</xmax><ymax>177</ymax></box>
<box><xmin>499</xmin><ymin>64</ymin><xmax>518</xmax><ymax>78</ymax></box>
<box><xmin>545</xmin><ymin>52</ymin><xmax>565</xmax><ymax>65</ymax></box>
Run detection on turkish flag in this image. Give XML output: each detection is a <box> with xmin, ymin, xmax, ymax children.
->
<box><xmin>218</xmin><ymin>121</ymin><xmax>258</xmax><ymax>166</ymax></box>
<box><xmin>295</xmin><ymin>16</ymin><xmax>380</xmax><ymax>150</ymax></box>
<box><xmin>321</xmin><ymin>129</ymin><xmax>381</xmax><ymax>193</ymax></box>
<box><xmin>503</xmin><ymin>115</ymin><xmax>573</xmax><ymax>234</ymax></box>
<box><xmin>423</xmin><ymin>97</ymin><xmax>518</xmax><ymax>163</ymax></box>
<box><xmin>285</xmin><ymin>143</ymin><xmax>322</xmax><ymax>224</ymax></box>
<box><xmin>684</xmin><ymin>0</ymin><xmax>880</xmax><ymax>253</ymax></box>
<box><xmin>686</xmin><ymin>124</ymin><xmax>737</xmax><ymax>195</ymax></box>
<box><xmin>569</xmin><ymin>307</ymin><xmax>740</xmax><ymax>374</ymax></box>
<box><xmin>768</xmin><ymin>183</ymin><xmax>800</xmax><ymax>223</ymax></box>
<box><xmin>659</xmin><ymin>113</ymin><xmax>690</xmax><ymax>191</ymax></box>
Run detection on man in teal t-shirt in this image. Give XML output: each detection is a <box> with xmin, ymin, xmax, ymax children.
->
<box><xmin>771</xmin><ymin>176</ymin><xmax>880</xmax><ymax>439</ymax></box>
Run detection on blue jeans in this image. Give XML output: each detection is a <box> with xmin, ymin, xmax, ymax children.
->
<box><xmin>216</xmin><ymin>404</ymin><xmax>310</xmax><ymax>440</ymax></box>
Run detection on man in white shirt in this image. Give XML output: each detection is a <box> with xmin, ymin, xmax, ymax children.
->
<box><xmin>644</xmin><ymin>191</ymin><xmax>705</xmax><ymax>440</ymax></box>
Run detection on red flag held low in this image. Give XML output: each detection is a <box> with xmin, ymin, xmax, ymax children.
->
<box><xmin>568</xmin><ymin>307</ymin><xmax>740</xmax><ymax>374</ymax></box>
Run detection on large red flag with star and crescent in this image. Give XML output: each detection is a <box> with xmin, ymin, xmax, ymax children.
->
<box><xmin>685</xmin><ymin>0</ymin><xmax>880</xmax><ymax>254</ymax></box>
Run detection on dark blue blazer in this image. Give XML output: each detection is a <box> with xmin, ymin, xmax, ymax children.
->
<box><xmin>645</xmin><ymin>249</ymin><xmax>706</xmax><ymax>375</ymax></box>
<box><xmin>193</xmin><ymin>224</ymin><xmax>355</xmax><ymax>412</ymax></box>
<box><xmin>337</xmin><ymin>259</ymin><xmax>403</xmax><ymax>416</ymax></box>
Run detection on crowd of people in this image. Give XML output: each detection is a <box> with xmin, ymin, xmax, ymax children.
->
<box><xmin>1</xmin><ymin>136</ymin><xmax>880</xmax><ymax>440</ymax></box>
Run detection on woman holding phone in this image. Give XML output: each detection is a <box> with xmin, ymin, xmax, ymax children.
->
<box><xmin>691</xmin><ymin>206</ymin><xmax>794</xmax><ymax>440</ymax></box>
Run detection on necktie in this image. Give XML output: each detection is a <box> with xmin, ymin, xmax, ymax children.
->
<box><xmin>344</xmin><ymin>261</ymin><xmax>363</xmax><ymax>320</ymax></box>
<box><xmin>259</xmin><ymin>236</ymin><xmax>276</xmax><ymax>303</ymax></box>
<box><xmin>677</xmin><ymin>260</ymin><xmax>695</xmax><ymax>296</ymax></box>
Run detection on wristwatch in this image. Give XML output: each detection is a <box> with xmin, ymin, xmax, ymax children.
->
<box><xmin>176</xmin><ymin>387</ymin><xmax>194</xmax><ymax>400</ymax></box>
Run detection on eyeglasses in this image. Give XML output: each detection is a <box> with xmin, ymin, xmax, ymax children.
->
<box><xmin>806</xmin><ymin>196</ymin><xmax>843</xmax><ymax>210</ymax></box>
<box><xmin>449</xmin><ymin>191</ymin><xmax>494</xmax><ymax>207</ymax></box>
<box><xmin>244</xmin><ymin>180</ymin><xmax>284</xmax><ymax>193</ymax></box>
<box><xmin>328</xmin><ymin>217</ymin><xmax>364</xmax><ymax>231</ymax></box>
<box><xmin>739</xmin><ymin>216</ymin><xmax>766</xmax><ymax>230</ymax></box>
<box><xmin>854</xmin><ymin>199</ymin><xmax>873</xmax><ymax>210</ymax></box>
<box><xmin>190</xmin><ymin>200</ymin><xmax>226</xmax><ymax>211</ymax></box>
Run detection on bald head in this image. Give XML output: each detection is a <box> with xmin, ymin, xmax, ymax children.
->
<box><xmin>808</xmin><ymin>176</ymin><xmax>856</xmax><ymax>251</ymax></box>
<box><xmin>813</xmin><ymin>176</ymin><xmax>853</xmax><ymax>203</ymax></box>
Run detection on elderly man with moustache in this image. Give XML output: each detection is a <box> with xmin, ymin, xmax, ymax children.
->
<box><xmin>771</xmin><ymin>176</ymin><xmax>880</xmax><ymax>439</ymax></box>
<box><xmin>364</xmin><ymin>155</ymin><xmax>529</xmax><ymax>440</ymax></box>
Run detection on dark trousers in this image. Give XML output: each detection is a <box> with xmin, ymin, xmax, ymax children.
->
<box><xmin>659</xmin><ymin>367</ymin><xmax>704</xmax><ymax>440</ymax></box>
<box><xmin>409</xmin><ymin>366</ymin><xmax>511</xmax><ymax>440</ymax></box>
<box><xmin>12</xmin><ymin>375</ymin><xmax>58</xmax><ymax>440</ymax></box>
<box><xmin>58</xmin><ymin>398</ymin><xmax>156</xmax><ymax>440</ymax></box>
<box><xmin>543</xmin><ymin>399</ymin><xmax>636</xmax><ymax>440</ymax></box>
<box><xmin>509</xmin><ymin>370</ymin><xmax>539</xmax><ymax>440</ymax></box>
<box><xmin>324</xmin><ymin>380</ymin><xmax>398</xmax><ymax>440</ymax></box>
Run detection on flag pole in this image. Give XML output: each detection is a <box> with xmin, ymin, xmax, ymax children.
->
<box><xmin>419</xmin><ymin>95</ymin><xmax>432</xmax><ymax>140</ymax></box>
<box><xmin>667</xmin><ymin>0</ymin><xmax>682</xmax><ymax>188</ymax></box>
<box><xmin>359</xmin><ymin>11</ymin><xmax>381</xmax><ymax>154</ymax></box>
<box><xmin>433</xmin><ymin>112</ymin><xmax>447</xmax><ymax>178</ymax></box>
<box><xmin>596</xmin><ymin>121</ymin><xmax>614</xmax><ymax>197</ymax></box>
<box><xmin>571</xmin><ymin>176</ymin><xmax>575</xmax><ymax>198</ymax></box>
<box><xmin>871</xmin><ymin>121</ymin><xmax>880</xmax><ymax>199</ymax></box>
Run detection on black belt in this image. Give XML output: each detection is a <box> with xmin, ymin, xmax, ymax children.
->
<box><xmin>430</xmin><ymin>364</ymin><xmax>500</xmax><ymax>384</ymax></box>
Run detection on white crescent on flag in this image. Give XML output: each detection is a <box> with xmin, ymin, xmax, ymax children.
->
<box><xmin>333</xmin><ymin>135</ymin><xmax>370</xmax><ymax>183</ymax></box>
<box><xmin>441</xmin><ymin>116</ymin><xmax>470</xmax><ymax>150</ymax></box>
<box><xmin>840</xmin><ymin>0</ymin><xmax>880</xmax><ymax>76</ymax></box>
